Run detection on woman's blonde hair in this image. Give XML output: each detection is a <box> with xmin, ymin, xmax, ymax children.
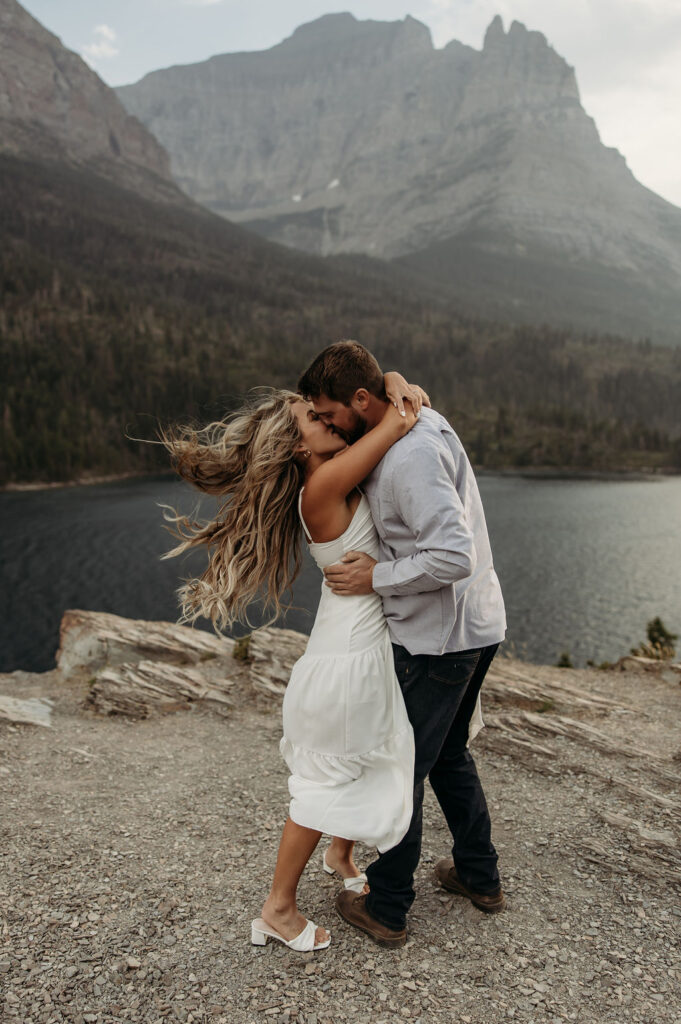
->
<box><xmin>160</xmin><ymin>389</ymin><xmax>305</xmax><ymax>629</ymax></box>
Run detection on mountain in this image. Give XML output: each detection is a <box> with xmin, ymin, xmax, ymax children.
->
<box><xmin>117</xmin><ymin>13</ymin><xmax>681</xmax><ymax>342</ymax></box>
<box><xmin>1</xmin><ymin>0</ymin><xmax>680</xmax><ymax>486</ymax></box>
<box><xmin>0</xmin><ymin>1</ymin><xmax>446</xmax><ymax>483</ymax></box>
<box><xmin>0</xmin><ymin>0</ymin><xmax>179</xmax><ymax>201</ymax></box>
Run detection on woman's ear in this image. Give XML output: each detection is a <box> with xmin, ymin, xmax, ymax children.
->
<box><xmin>295</xmin><ymin>439</ymin><xmax>312</xmax><ymax>461</ymax></box>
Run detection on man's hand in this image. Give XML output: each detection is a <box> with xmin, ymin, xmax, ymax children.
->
<box><xmin>324</xmin><ymin>550</ymin><xmax>377</xmax><ymax>595</ymax></box>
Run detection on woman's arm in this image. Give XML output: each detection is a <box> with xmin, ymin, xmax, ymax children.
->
<box><xmin>303</xmin><ymin>402</ymin><xmax>416</xmax><ymax>520</ymax></box>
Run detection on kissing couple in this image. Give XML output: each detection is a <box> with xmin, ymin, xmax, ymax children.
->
<box><xmin>163</xmin><ymin>340</ymin><xmax>507</xmax><ymax>951</ymax></box>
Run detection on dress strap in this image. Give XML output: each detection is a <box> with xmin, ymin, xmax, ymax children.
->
<box><xmin>298</xmin><ymin>488</ymin><xmax>313</xmax><ymax>544</ymax></box>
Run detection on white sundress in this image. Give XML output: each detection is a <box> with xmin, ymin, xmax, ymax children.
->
<box><xmin>279</xmin><ymin>492</ymin><xmax>415</xmax><ymax>853</ymax></box>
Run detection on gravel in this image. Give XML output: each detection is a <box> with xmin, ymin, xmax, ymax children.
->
<box><xmin>1</xmin><ymin>658</ymin><xmax>680</xmax><ymax>1023</ymax></box>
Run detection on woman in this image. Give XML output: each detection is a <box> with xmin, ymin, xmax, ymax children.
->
<box><xmin>161</xmin><ymin>374</ymin><xmax>423</xmax><ymax>952</ymax></box>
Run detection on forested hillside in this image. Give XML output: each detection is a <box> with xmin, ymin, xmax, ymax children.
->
<box><xmin>1</xmin><ymin>153</ymin><xmax>680</xmax><ymax>485</ymax></box>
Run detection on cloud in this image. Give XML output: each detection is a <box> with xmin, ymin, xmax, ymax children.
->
<box><xmin>82</xmin><ymin>24</ymin><xmax>119</xmax><ymax>62</ymax></box>
<box><xmin>179</xmin><ymin>0</ymin><xmax>225</xmax><ymax>6</ymax></box>
<box><xmin>93</xmin><ymin>24</ymin><xmax>117</xmax><ymax>43</ymax></box>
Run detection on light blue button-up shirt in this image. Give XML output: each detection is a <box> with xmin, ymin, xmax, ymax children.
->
<box><xmin>364</xmin><ymin>407</ymin><xmax>506</xmax><ymax>656</ymax></box>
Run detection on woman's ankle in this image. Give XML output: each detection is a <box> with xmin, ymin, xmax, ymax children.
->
<box><xmin>325</xmin><ymin>849</ymin><xmax>360</xmax><ymax>877</ymax></box>
<box><xmin>262</xmin><ymin>893</ymin><xmax>296</xmax><ymax>917</ymax></box>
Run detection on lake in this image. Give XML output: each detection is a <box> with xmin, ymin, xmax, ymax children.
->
<box><xmin>1</xmin><ymin>474</ymin><xmax>679</xmax><ymax>673</ymax></box>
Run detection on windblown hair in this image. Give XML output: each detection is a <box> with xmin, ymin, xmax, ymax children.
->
<box><xmin>298</xmin><ymin>339</ymin><xmax>385</xmax><ymax>404</ymax></box>
<box><xmin>159</xmin><ymin>389</ymin><xmax>305</xmax><ymax>630</ymax></box>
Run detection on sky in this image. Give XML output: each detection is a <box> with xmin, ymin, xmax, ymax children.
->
<box><xmin>20</xmin><ymin>0</ymin><xmax>681</xmax><ymax>207</ymax></box>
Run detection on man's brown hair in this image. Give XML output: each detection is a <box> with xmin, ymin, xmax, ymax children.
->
<box><xmin>298</xmin><ymin>340</ymin><xmax>385</xmax><ymax>405</ymax></box>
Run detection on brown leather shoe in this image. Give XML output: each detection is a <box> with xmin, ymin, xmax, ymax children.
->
<box><xmin>434</xmin><ymin>858</ymin><xmax>506</xmax><ymax>913</ymax></box>
<box><xmin>335</xmin><ymin>891</ymin><xmax>407</xmax><ymax>948</ymax></box>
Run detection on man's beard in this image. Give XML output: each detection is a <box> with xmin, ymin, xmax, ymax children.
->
<box><xmin>335</xmin><ymin>411</ymin><xmax>368</xmax><ymax>445</ymax></box>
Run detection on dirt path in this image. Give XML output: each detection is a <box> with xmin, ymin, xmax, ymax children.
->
<box><xmin>1</xmin><ymin>652</ymin><xmax>680</xmax><ymax>1024</ymax></box>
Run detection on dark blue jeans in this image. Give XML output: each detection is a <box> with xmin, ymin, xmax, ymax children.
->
<box><xmin>365</xmin><ymin>642</ymin><xmax>500</xmax><ymax>931</ymax></box>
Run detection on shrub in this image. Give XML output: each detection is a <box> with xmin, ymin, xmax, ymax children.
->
<box><xmin>630</xmin><ymin>616</ymin><xmax>677</xmax><ymax>660</ymax></box>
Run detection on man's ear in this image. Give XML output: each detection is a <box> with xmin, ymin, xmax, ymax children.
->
<box><xmin>350</xmin><ymin>388</ymin><xmax>371</xmax><ymax>411</ymax></box>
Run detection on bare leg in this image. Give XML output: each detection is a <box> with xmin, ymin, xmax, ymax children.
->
<box><xmin>261</xmin><ymin>817</ymin><xmax>329</xmax><ymax>944</ymax></box>
<box><xmin>325</xmin><ymin>837</ymin><xmax>369</xmax><ymax>893</ymax></box>
<box><xmin>325</xmin><ymin>837</ymin><xmax>362</xmax><ymax>878</ymax></box>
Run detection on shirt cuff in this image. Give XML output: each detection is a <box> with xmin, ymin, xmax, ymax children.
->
<box><xmin>372</xmin><ymin>560</ymin><xmax>395</xmax><ymax>595</ymax></box>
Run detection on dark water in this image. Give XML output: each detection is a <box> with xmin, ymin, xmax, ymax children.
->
<box><xmin>1</xmin><ymin>474</ymin><xmax>680</xmax><ymax>673</ymax></box>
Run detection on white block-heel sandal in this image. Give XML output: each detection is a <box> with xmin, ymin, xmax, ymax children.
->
<box><xmin>250</xmin><ymin>917</ymin><xmax>331</xmax><ymax>951</ymax></box>
<box><xmin>322</xmin><ymin>851</ymin><xmax>368</xmax><ymax>894</ymax></box>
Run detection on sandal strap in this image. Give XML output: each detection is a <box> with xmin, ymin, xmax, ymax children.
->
<box><xmin>344</xmin><ymin>873</ymin><xmax>368</xmax><ymax>893</ymax></box>
<box><xmin>288</xmin><ymin>919</ymin><xmax>319</xmax><ymax>951</ymax></box>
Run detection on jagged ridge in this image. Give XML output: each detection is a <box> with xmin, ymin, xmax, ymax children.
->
<box><xmin>116</xmin><ymin>12</ymin><xmax>681</xmax><ymax>341</ymax></box>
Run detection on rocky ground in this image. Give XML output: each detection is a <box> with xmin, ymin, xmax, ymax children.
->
<box><xmin>1</xmin><ymin>615</ymin><xmax>680</xmax><ymax>1024</ymax></box>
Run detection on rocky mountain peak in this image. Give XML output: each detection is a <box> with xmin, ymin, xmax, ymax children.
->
<box><xmin>483</xmin><ymin>13</ymin><xmax>506</xmax><ymax>50</ymax></box>
<box><xmin>483</xmin><ymin>15</ymin><xmax>545</xmax><ymax>49</ymax></box>
<box><xmin>0</xmin><ymin>0</ymin><xmax>28</xmax><ymax>30</ymax></box>
<box><xmin>395</xmin><ymin>14</ymin><xmax>433</xmax><ymax>52</ymax></box>
<box><xmin>115</xmin><ymin>9</ymin><xmax>681</xmax><ymax>340</ymax></box>
<box><xmin>506</xmin><ymin>18</ymin><xmax>567</xmax><ymax>69</ymax></box>
<box><xmin>0</xmin><ymin>0</ymin><xmax>175</xmax><ymax>197</ymax></box>
<box><xmin>284</xmin><ymin>11</ymin><xmax>357</xmax><ymax>46</ymax></box>
<box><xmin>476</xmin><ymin>13</ymin><xmax>580</xmax><ymax>106</ymax></box>
<box><xmin>280</xmin><ymin>11</ymin><xmax>432</xmax><ymax>59</ymax></box>
<box><xmin>508</xmin><ymin>19</ymin><xmax>532</xmax><ymax>40</ymax></box>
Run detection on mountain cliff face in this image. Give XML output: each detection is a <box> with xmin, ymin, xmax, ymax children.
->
<box><xmin>117</xmin><ymin>12</ymin><xmax>681</xmax><ymax>340</ymax></box>
<box><xmin>0</xmin><ymin>0</ymin><xmax>177</xmax><ymax>199</ymax></box>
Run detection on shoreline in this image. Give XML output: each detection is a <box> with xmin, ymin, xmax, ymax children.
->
<box><xmin>476</xmin><ymin>466</ymin><xmax>678</xmax><ymax>482</ymax></box>
<box><xmin>3</xmin><ymin>466</ymin><xmax>679</xmax><ymax>494</ymax></box>
<box><xmin>0</xmin><ymin>469</ymin><xmax>174</xmax><ymax>494</ymax></box>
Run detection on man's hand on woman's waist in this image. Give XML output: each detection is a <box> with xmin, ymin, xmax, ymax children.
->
<box><xmin>324</xmin><ymin>550</ymin><xmax>377</xmax><ymax>595</ymax></box>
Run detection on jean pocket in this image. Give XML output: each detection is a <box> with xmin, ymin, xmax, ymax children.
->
<box><xmin>427</xmin><ymin>650</ymin><xmax>481</xmax><ymax>686</ymax></box>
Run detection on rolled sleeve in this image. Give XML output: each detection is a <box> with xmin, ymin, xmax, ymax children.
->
<box><xmin>371</xmin><ymin>444</ymin><xmax>477</xmax><ymax>598</ymax></box>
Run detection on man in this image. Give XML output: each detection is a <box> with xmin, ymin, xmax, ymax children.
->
<box><xmin>298</xmin><ymin>340</ymin><xmax>507</xmax><ymax>948</ymax></box>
